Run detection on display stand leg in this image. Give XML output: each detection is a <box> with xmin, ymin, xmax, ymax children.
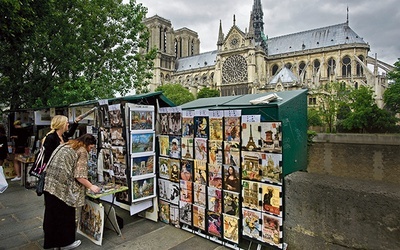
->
<box><xmin>103</xmin><ymin>194</ymin><xmax>122</xmax><ymax>236</ymax></box>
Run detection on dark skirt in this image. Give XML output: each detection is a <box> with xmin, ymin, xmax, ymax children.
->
<box><xmin>43</xmin><ymin>192</ymin><xmax>76</xmax><ymax>249</ymax></box>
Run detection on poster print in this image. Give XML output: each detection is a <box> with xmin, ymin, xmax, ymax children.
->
<box><xmin>224</xmin><ymin>115</ymin><xmax>241</xmax><ymax>142</ymax></box>
<box><xmin>241</xmin><ymin>122</ymin><xmax>262</xmax><ymax>151</ymax></box>
<box><xmin>169</xmin><ymin>181</ymin><xmax>180</xmax><ymax>205</ymax></box>
<box><xmin>159</xmin><ymin>112</ymin><xmax>169</xmax><ymax>135</ymax></box>
<box><xmin>241</xmin><ymin>151</ymin><xmax>262</xmax><ymax>182</ymax></box>
<box><xmin>131</xmin><ymin>154</ymin><xmax>155</xmax><ymax>179</ymax></box>
<box><xmin>207</xmin><ymin>211</ymin><xmax>222</xmax><ymax>238</ymax></box>
<box><xmin>169</xmin><ymin>136</ymin><xmax>181</xmax><ymax>159</ymax></box>
<box><xmin>180</xmin><ymin>180</ymin><xmax>193</xmax><ymax>203</ymax></box>
<box><xmin>242</xmin><ymin>208</ymin><xmax>262</xmax><ymax>241</ymax></box>
<box><xmin>242</xmin><ymin>180</ymin><xmax>261</xmax><ymax>211</ymax></box>
<box><xmin>194</xmin><ymin>116</ymin><xmax>209</xmax><ymax>138</ymax></box>
<box><xmin>208</xmin><ymin>164</ymin><xmax>222</xmax><ymax>189</ymax></box>
<box><xmin>181</xmin><ymin>110</ymin><xmax>195</xmax><ymax>137</ymax></box>
<box><xmin>223</xmin><ymin>141</ymin><xmax>240</xmax><ymax>166</ymax></box>
<box><xmin>209</xmin><ymin>140</ymin><xmax>223</xmax><ymax>165</ymax></box>
<box><xmin>193</xmin><ymin>183</ymin><xmax>206</xmax><ymax>207</ymax></box>
<box><xmin>77</xmin><ymin>199</ymin><xmax>105</xmax><ymax>246</ymax></box>
<box><xmin>223</xmin><ymin>165</ymin><xmax>240</xmax><ymax>192</ymax></box>
<box><xmin>193</xmin><ymin>205</ymin><xmax>206</xmax><ymax>230</ymax></box>
<box><xmin>131</xmin><ymin>177</ymin><xmax>155</xmax><ymax>202</ymax></box>
<box><xmin>262</xmin><ymin>213</ymin><xmax>283</xmax><ymax>248</ymax></box>
<box><xmin>261</xmin><ymin>183</ymin><xmax>282</xmax><ymax>216</ymax></box>
<box><xmin>223</xmin><ymin>214</ymin><xmax>239</xmax><ymax>244</ymax></box>
<box><xmin>110</xmin><ymin>127</ymin><xmax>125</xmax><ymax>146</ymax></box>
<box><xmin>158</xmin><ymin>178</ymin><xmax>169</xmax><ymax>202</ymax></box>
<box><xmin>194</xmin><ymin>138</ymin><xmax>208</xmax><ymax>161</ymax></box>
<box><xmin>131</xmin><ymin>132</ymin><xmax>154</xmax><ymax>154</ymax></box>
<box><xmin>181</xmin><ymin>137</ymin><xmax>194</xmax><ymax>159</ymax></box>
<box><xmin>108</xmin><ymin>104</ymin><xmax>123</xmax><ymax>127</ymax></box>
<box><xmin>158</xmin><ymin>157</ymin><xmax>170</xmax><ymax>180</ymax></box>
<box><xmin>260</xmin><ymin>122</ymin><xmax>282</xmax><ymax>153</ymax></box>
<box><xmin>179</xmin><ymin>201</ymin><xmax>192</xmax><ymax>225</ymax></box>
<box><xmin>115</xmin><ymin>190</ymin><xmax>130</xmax><ymax>204</ymax></box>
<box><xmin>261</xmin><ymin>153</ymin><xmax>283</xmax><ymax>184</ymax></box>
<box><xmin>169</xmin><ymin>112</ymin><xmax>182</xmax><ymax>135</ymax></box>
<box><xmin>194</xmin><ymin>160</ymin><xmax>207</xmax><ymax>185</ymax></box>
<box><xmin>180</xmin><ymin>159</ymin><xmax>193</xmax><ymax>181</ymax></box>
<box><xmin>209</xmin><ymin>111</ymin><xmax>224</xmax><ymax>141</ymax></box>
<box><xmin>130</xmin><ymin>109</ymin><xmax>154</xmax><ymax>131</ymax></box>
<box><xmin>208</xmin><ymin>186</ymin><xmax>222</xmax><ymax>213</ymax></box>
<box><xmin>158</xmin><ymin>135</ymin><xmax>170</xmax><ymax>156</ymax></box>
<box><xmin>223</xmin><ymin>190</ymin><xmax>240</xmax><ymax>217</ymax></box>
<box><xmin>169</xmin><ymin>158</ymin><xmax>180</xmax><ymax>182</ymax></box>
<box><xmin>170</xmin><ymin>204</ymin><xmax>180</xmax><ymax>228</ymax></box>
<box><xmin>111</xmin><ymin>146</ymin><xmax>125</xmax><ymax>165</ymax></box>
<box><xmin>159</xmin><ymin>200</ymin><xmax>170</xmax><ymax>224</ymax></box>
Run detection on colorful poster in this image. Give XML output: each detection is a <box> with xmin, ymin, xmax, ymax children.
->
<box><xmin>158</xmin><ymin>157</ymin><xmax>170</xmax><ymax>180</ymax></box>
<box><xmin>223</xmin><ymin>190</ymin><xmax>240</xmax><ymax>217</ymax></box>
<box><xmin>209</xmin><ymin>140</ymin><xmax>223</xmax><ymax>165</ymax></box>
<box><xmin>207</xmin><ymin>186</ymin><xmax>222</xmax><ymax>213</ymax></box>
<box><xmin>130</xmin><ymin>109</ymin><xmax>154</xmax><ymax>131</ymax></box>
<box><xmin>159</xmin><ymin>200</ymin><xmax>170</xmax><ymax>224</ymax></box>
<box><xmin>158</xmin><ymin>135</ymin><xmax>170</xmax><ymax>157</ymax></box>
<box><xmin>77</xmin><ymin>199</ymin><xmax>105</xmax><ymax>246</ymax></box>
<box><xmin>242</xmin><ymin>180</ymin><xmax>261</xmax><ymax>211</ymax></box>
<box><xmin>223</xmin><ymin>214</ymin><xmax>239</xmax><ymax>243</ymax></box>
<box><xmin>169</xmin><ymin>112</ymin><xmax>182</xmax><ymax>136</ymax></box>
<box><xmin>131</xmin><ymin>132</ymin><xmax>154</xmax><ymax>154</ymax></box>
<box><xmin>262</xmin><ymin>213</ymin><xmax>283</xmax><ymax>248</ymax></box>
<box><xmin>193</xmin><ymin>183</ymin><xmax>206</xmax><ymax>207</ymax></box>
<box><xmin>131</xmin><ymin>177</ymin><xmax>155</xmax><ymax>202</ymax></box>
<box><xmin>131</xmin><ymin>154</ymin><xmax>155</xmax><ymax>179</ymax></box>
<box><xmin>194</xmin><ymin>116</ymin><xmax>209</xmax><ymax>138</ymax></box>
<box><xmin>181</xmin><ymin>137</ymin><xmax>194</xmax><ymax>159</ymax></box>
<box><xmin>241</xmin><ymin>151</ymin><xmax>262</xmax><ymax>182</ymax></box>
<box><xmin>223</xmin><ymin>164</ymin><xmax>240</xmax><ymax>192</ymax></box>
<box><xmin>194</xmin><ymin>160</ymin><xmax>207</xmax><ymax>185</ymax></box>
<box><xmin>169</xmin><ymin>136</ymin><xmax>181</xmax><ymax>159</ymax></box>
<box><xmin>170</xmin><ymin>204</ymin><xmax>180</xmax><ymax>228</ymax></box>
<box><xmin>207</xmin><ymin>211</ymin><xmax>222</xmax><ymax>238</ymax></box>
<box><xmin>180</xmin><ymin>180</ymin><xmax>193</xmax><ymax>203</ymax></box>
<box><xmin>261</xmin><ymin>153</ymin><xmax>283</xmax><ymax>184</ymax></box>
<box><xmin>180</xmin><ymin>159</ymin><xmax>193</xmax><ymax>181</ymax></box>
<box><xmin>193</xmin><ymin>205</ymin><xmax>206</xmax><ymax>230</ymax></box>
<box><xmin>261</xmin><ymin>183</ymin><xmax>282</xmax><ymax>216</ymax></box>
<box><xmin>242</xmin><ymin>208</ymin><xmax>262</xmax><ymax>241</ymax></box>
<box><xmin>169</xmin><ymin>158</ymin><xmax>180</xmax><ymax>182</ymax></box>
<box><xmin>194</xmin><ymin>138</ymin><xmax>208</xmax><ymax>161</ymax></box>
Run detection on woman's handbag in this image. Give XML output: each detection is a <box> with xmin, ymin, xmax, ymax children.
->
<box><xmin>29</xmin><ymin>146</ymin><xmax>46</xmax><ymax>178</ymax></box>
<box><xmin>36</xmin><ymin>171</ymin><xmax>46</xmax><ymax>196</ymax></box>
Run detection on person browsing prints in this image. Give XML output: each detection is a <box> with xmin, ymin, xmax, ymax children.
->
<box><xmin>43</xmin><ymin>134</ymin><xmax>101</xmax><ymax>249</ymax></box>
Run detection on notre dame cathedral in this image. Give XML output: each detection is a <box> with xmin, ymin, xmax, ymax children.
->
<box><xmin>142</xmin><ymin>0</ymin><xmax>393</xmax><ymax>108</ymax></box>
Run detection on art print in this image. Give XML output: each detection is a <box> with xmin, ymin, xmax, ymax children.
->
<box><xmin>169</xmin><ymin>181</ymin><xmax>180</xmax><ymax>205</ymax></box>
<box><xmin>194</xmin><ymin>116</ymin><xmax>209</xmax><ymax>138</ymax></box>
<box><xmin>99</xmin><ymin>127</ymin><xmax>112</xmax><ymax>149</ymax></box>
<box><xmin>194</xmin><ymin>138</ymin><xmax>208</xmax><ymax>161</ymax></box>
<box><xmin>131</xmin><ymin>154</ymin><xmax>155</xmax><ymax>179</ymax></box>
<box><xmin>242</xmin><ymin>180</ymin><xmax>261</xmax><ymax>211</ymax></box>
<box><xmin>224</xmin><ymin>116</ymin><xmax>241</xmax><ymax>142</ymax></box>
<box><xmin>169</xmin><ymin>112</ymin><xmax>182</xmax><ymax>135</ymax></box>
<box><xmin>193</xmin><ymin>183</ymin><xmax>206</xmax><ymax>207</ymax></box>
<box><xmin>159</xmin><ymin>200</ymin><xmax>170</xmax><ymax>224</ymax></box>
<box><xmin>179</xmin><ymin>201</ymin><xmax>192</xmax><ymax>225</ymax></box>
<box><xmin>158</xmin><ymin>178</ymin><xmax>169</xmax><ymax>202</ymax></box>
<box><xmin>181</xmin><ymin>137</ymin><xmax>194</xmax><ymax>159</ymax></box>
<box><xmin>110</xmin><ymin>127</ymin><xmax>125</xmax><ymax>146</ymax></box>
<box><xmin>130</xmin><ymin>110</ymin><xmax>154</xmax><ymax>131</ymax></box>
<box><xmin>158</xmin><ymin>135</ymin><xmax>170</xmax><ymax>156</ymax></box>
<box><xmin>223</xmin><ymin>190</ymin><xmax>240</xmax><ymax>217</ymax></box>
<box><xmin>111</xmin><ymin>146</ymin><xmax>126</xmax><ymax>165</ymax></box>
<box><xmin>169</xmin><ymin>158</ymin><xmax>180</xmax><ymax>182</ymax></box>
<box><xmin>169</xmin><ymin>136</ymin><xmax>181</xmax><ymax>159</ymax></box>
<box><xmin>193</xmin><ymin>205</ymin><xmax>206</xmax><ymax>230</ymax></box>
<box><xmin>180</xmin><ymin>180</ymin><xmax>193</xmax><ymax>203</ymax></box>
<box><xmin>115</xmin><ymin>190</ymin><xmax>130</xmax><ymax>204</ymax></box>
<box><xmin>131</xmin><ymin>177</ymin><xmax>155</xmax><ymax>202</ymax></box>
<box><xmin>208</xmin><ymin>164</ymin><xmax>222</xmax><ymax>189</ymax></box>
<box><xmin>181</xmin><ymin>117</ymin><xmax>194</xmax><ymax>138</ymax></box>
<box><xmin>242</xmin><ymin>208</ymin><xmax>262</xmax><ymax>241</ymax></box>
<box><xmin>170</xmin><ymin>204</ymin><xmax>180</xmax><ymax>228</ymax></box>
<box><xmin>180</xmin><ymin>159</ymin><xmax>193</xmax><ymax>181</ymax></box>
<box><xmin>158</xmin><ymin>157</ymin><xmax>170</xmax><ymax>180</ymax></box>
<box><xmin>261</xmin><ymin>153</ymin><xmax>283</xmax><ymax>184</ymax></box>
<box><xmin>208</xmin><ymin>186</ymin><xmax>222</xmax><ymax>213</ymax></box>
<box><xmin>159</xmin><ymin>113</ymin><xmax>169</xmax><ymax>135</ymax></box>
<box><xmin>207</xmin><ymin>211</ymin><xmax>222</xmax><ymax>238</ymax></box>
<box><xmin>194</xmin><ymin>160</ymin><xmax>207</xmax><ymax>185</ymax></box>
<box><xmin>262</xmin><ymin>213</ymin><xmax>283</xmax><ymax>248</ymax></box>
<box><xmin>112</xmin><ymin>162</ymin><xmax>127</xmax><ymax>185</ymax></box>
<box><xmin>223</xmin><ymin>214</ymin><xmax>239</xmax><ymax>243</ymax></box>
<box><xmin>223</xmin><ymin>141</ymin><xmax>240</xmax><ymax>166</ymax></box>
<box><xmin>241</xmin><ymin>151</ymin><xmax>262</xmax><ymax>182</ymax></box>
<box><xmin>260</xmin><ymin>122</ymin><xmax>282</xmax><ymax>153</ymax></box>
<box><xmin>77</xmin><ymin>199</ymin><xmax>105</xmax><ymax>246</ymax></box>
<box><xmin>208</xmin><ymin>140</ymin><xmax>223</xmax><ymax>165</ymax></box>
<box><xmin>131</xmin><ymin>132</ymin><xmax>154</xmax><ymax>154</ymax></box>
<box><xmin>108</xmin><ymin>104</ymin><xmax>123</xmax><ymax>127</ymax></box>
<box><xmin>209</xmin><ymin>116</ymin><xmax>223</xmax><ymax>141</ymax></box>
<box><xmin>241</xmin><ymin>122</ymin><xmax>262</xmax><ymax>151</ymax></box>
<box><xmin>261</xmin><ymin>183</ymin><xmax>282</xmax><ymax>216</ymax></box>
<box><xmin>223</xmin><ymin>165</ymin><xmax>240</xmax><ymax>192</ymax></box>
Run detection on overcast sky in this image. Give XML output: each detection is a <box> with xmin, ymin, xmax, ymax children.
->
<box><xmin>136</xmin><ymin>0</ymin><xmax>399</xmax><ymax>66</ymax></box>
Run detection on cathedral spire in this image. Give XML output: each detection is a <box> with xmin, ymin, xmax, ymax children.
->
<box><xmin>251</xmin><ymin>0</ymin><xmax>267</xmax><ymax>50</ymax></box>
<box><xmin>217</xmin><ymin>19</ymin><xmax>224</xmax><ymax>46</ymax></box>
<box><xmin>247</xmin><ymin>11</ymin><xmax>255</xmax><ymax>39</ymax></box>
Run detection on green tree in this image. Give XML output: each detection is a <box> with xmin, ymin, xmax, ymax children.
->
<box><xmin>197</xmin><ymin>87</ymin><xmax>220</xmax><ymax>99</ymax></box>
<box><xmin>0</xmin><ymin>0</ymin><xmax>156</xmax><ymax>110</ymax></box>
<box><xmin>340</xmin><ymin>86</ymin><xmax>397</xmax><ymax>133</ymax></box>
<box><xmin>307</xmin><ymin>108</ymin><xmax>323</xmax><ymax>127</ymax></box>
<box><xmin>384</xmin><ymin>59</ymin><xmax>400</xmax><ymax>114</ymax></box>
<box><xmin>155</xmin><ymin>83</ymin><xmax>195</xmax><ymax>106</ymax></box>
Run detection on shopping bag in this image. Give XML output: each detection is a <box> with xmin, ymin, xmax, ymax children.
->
<box><xmin>29</xmin><ymin>146</ymin><xmax>46</xmax><ymax>178</ymax></box>
<box><xmin>36</xmin><ymin>171</ymin><xmax>46</xmax><ymax>196</ymax></box>
<box><xmin>0</xmin><ymin>166</ymin><xmax>8</xmax><ymax>193</ymax></box>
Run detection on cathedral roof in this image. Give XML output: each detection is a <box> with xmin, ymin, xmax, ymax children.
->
<box><xmin>175</xmin><ymin>50</ymin><xmax>218</xmax><ymax>72</ymax></box>
<box><xmin>267</xmin><ymin>22</ymin><xmax>368</xmax><ymax>56</ymax></box>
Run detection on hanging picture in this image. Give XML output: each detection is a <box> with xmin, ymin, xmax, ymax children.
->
<box><xmin>223</xmin><ymin>190</ymin><xmax>240</xmax><ymax>217</ymax></box>
<box><xmin>209</xmin><ymin>111</ymin><xmax>224</xmax><ymax>141</ymax></box>
<box><xmin>223</xmin><ymin>165</ymin><xmax>240</xmax><ymax>192</ymax></box>
<box><xmin>169</xmin><ymin>136</ymin><xmax>181</xmax><ymax>159</ymax></box>
<box><xmin>159</xmin><ymin>200</ymin><xmax>170</xmax><ymax>224</ymax></box>
<box><xmin>194</xmin><ymin>116</ymin><xmax>209</xmax><ymax>138</ymax></box>
<box><xmin>223</xmin><ymin>141</ymin><xmax>240</xmax><ymax>166</ymax></box>
<box><xmin>158</xmin><ymin>157</ymin><xmax>170</xmax><ymax>180</ymax></box>
<box><xmin>180</xmin><ymin>159</ymin><xmax>193</xmax><ymax>181</ymax></box>
<box><xmin>77</xmin><ymin>199</ymin><xmax>105</xmax><ymax>246</ymax></box>
<box><xmin>224</xmin><ymin>116</ymin><xmax>241</xmax><ymax>143</ymax></box>
<box><xmin>241</xmin><ymin>122</ymin><xmax>262</xmax><ymax>151</ymax></box>
<box><xmin>181</xmin><ymin>137</ymin><xmax>194</xmax><ymax>159</ymax></box>
<box><xmin>131</xmin><ymin>177</ymin><xmax>156</xmax><ymax>203</ymax></box>
<box><xmin>208</xmin><ymin>164</ymin><xmax>222</xmax><ymax>189</ymax></box>
<box><xmin>207</xmin><ymin>211</ymin><xmax>222</xmax><ymax>238</ymax></box>
<box><xmin>169</xmin><ymin>181</ymin><xmax>180</xmax><ymax>205</ymax></box>
<box><xmin>242</xmin><ymin>208</ymin><xmax>262</xmax><ymax>241</ymax></box>
<box><xmin>130</xmin><ymin>109</ymin><xmax>154</xmax><ymax>131</ymax></box>
<box><xmin>261</xmin><ymin>153</ymin><xmax>283</xmax><ymax>184</ymax></box>
<box><xmin>242</xmin><ymin>180</ymin><xmax>261</xmax><ymax>211</ymax></box>
<box><xmin>180</xmin><ymin>180</ymin><xmax>193</xmax><ymax>203</ymax></box>
<box><xmin>159</xmin><ymin>112</ymin><xmax>169</xmax><ymax>135</ymax></box>
<box><xmin>259</xmin><ymin>122</ymin><xmax>282</xmax><ymax>153</ymax></box>
<box><xmin>223</xmin><ymin>214</ymin><xmax>239</xmax><ymax>244</ymax></box>
<box><xmin>193</xmin><ymin>182</ymin><xmax>206</xmax><ymax>207</ymax></box>
<box><xmin>130</xmin><ymin>132</ymin><xmax>154</xmax><ymax>154</ymax></box>
<box><xmin>108</xmin><ymin>104</ymin><xmax>123</xmax><ymax>127</ymax></box>
<box><xmin>169</xmin><ymin>112</ymin><xmax>182</xmax><ymax>135</ymax></box>
<box><xmin>208</xmin><ymin>140</ymin><xmax>223</xmax><ymax>165</ymax></box>
<box><xmin>194</xmin><ymin>138</ymin><xmax>208</xmax><ymax>161</ymax></box>
<box><xmin>158</xmin><ymin>178</ymin><xmax>170</xmax><ymax>202</ymax></box>
<box><xmin>131</xmin><ymin>154</ymin><xmax>155</xmax><ymax>179</ymax></box>
<box><xmin>169</xmin><ymin>158</ymin><xmax>180</xmax><ymax>182</ymax></box>
<box><xmin>179</xmin><ymin>201</ymin><xmax>192</xmax><ymax>225</ymax></box>
<box><xmin>261</xmin><ymin>183</ymin><xmax>282</xmax><ymax>216</ymax></box>
<box><xmin>262</xmin><ymin>213</ymin><xmax>283</xmax><ymax>249</ymax></box>
<box><xmin>194</xmin><ymin>160</ymin><xmax>207</xmax><ymax>185</ymax></box>
<box><xmin>207</xmin><ymin>186</ymin><xmax>222</xmax><ymax>213</ymax></box>
<box><xmin>241</xmin><ymin>151</ymin><xmax>262</xmax><ymax>182</ymax></box>
<box><xmin>193</xmin><ymin>205</ymin><xmax>206</xmax><ymax>230</ymax></box>
<box><xmin>110</xmin><ymin>127</ymin><xmax>125</xmax><ymax>146</ymax></box>
<box><xmin>170</xmin><ymin>204</ymin><xmax>180</xmax><ymax>228</ymax></box>
<box><xmin>181</xmin><ymin>111</ymin><xmax>195</xmax><ymax>137</ymax></box>
<box><xmin>158</xmin><ymin>135</ymin><xmax>170</xmax><ymax>157</ymax></box>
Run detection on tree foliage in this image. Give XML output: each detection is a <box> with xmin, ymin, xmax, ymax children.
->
<box><xmin>0</xmin><ymin>0</ymin><xmax>156</xmax><ymax>110</ymax></box>
<box><xmin>155</xmin><ymin>83</ymin><xmax>195</xmax><ymax>106</ymax></box>
<box><xmin>197</xmin><ymin>87</ymin><xmax>220</xmax><ymax>99</ymax></box>
<box><xmin>384</xmin><ymin>59</ymin><xmax>400</xmax><ymax>114</ymax></box>
<box><xmin>307</xmin><ymin>108</ymin><xmax>323</xmax><ymax>127</ymax></box>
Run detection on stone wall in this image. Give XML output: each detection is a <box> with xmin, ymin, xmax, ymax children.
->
<box><xmin>283</xmin><ymin>134</ymin><xmax>400</xmax><ymax>249</ymax></box>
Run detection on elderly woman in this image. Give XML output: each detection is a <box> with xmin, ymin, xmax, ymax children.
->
<box><xmin>43</xmin><ymin>134</ymin><xmax>101</xmax><ymax>249</ymax></box>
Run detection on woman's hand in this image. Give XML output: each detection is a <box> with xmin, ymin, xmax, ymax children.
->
<box><xmin>89</xmin><ymin>184</ymin><xmax>101</xmax><ymax>193</ymax></box>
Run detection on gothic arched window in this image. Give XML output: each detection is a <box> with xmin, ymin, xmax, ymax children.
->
<box><xmin>342</xmin><ymin>56</ymin><xmax>351</xmax><ymax>77</ymax></box>
<box><xmin>356</xmin><ymin>55</ymin><xmax>364</xmax><ymax>76</ymax></box>
<box><xmin>272</xmin><ymin>64</ymin><xmax>279</xmax><ymax>75</ymax></box>
<box><xmin>327</xmin><ymin>58</ymin><xmax>336</xmax><ymax>76</ymax></box>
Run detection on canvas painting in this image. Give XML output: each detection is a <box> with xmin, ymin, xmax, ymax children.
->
<box><xmin>131</xmin><ymin>177</ymin><xmax>155</xmax><ymax>202</ymax></box>
<box><xmin>131</xmin><ymin>154</ymin><xmax>155</xmax><ymax>179</ymax></box>
<box><xmin>130</xmin><ymin>110</ymin><xmax>154</xmax><ymax>131</ymax></box>
<box><xmin>77</xmin><ymin>199</ymin><xmax>105</xmax><ymax>246</ymax></box>
<box><xmin>131</xmin><ymin>132</ymin><xmax>154</xmax><ymax>154</ymax></box>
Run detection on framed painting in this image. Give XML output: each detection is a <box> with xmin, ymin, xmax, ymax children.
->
<box><xmin>130</xmin><ymin>132</ymin><xmax>155</xmax><ymax>154</ymax></box>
